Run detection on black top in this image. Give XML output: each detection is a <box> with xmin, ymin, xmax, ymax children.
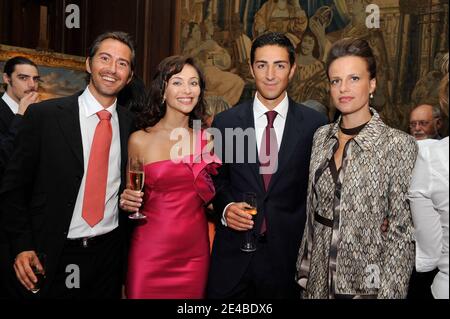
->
<box><xmin>330</xmin><ymin>120</ymin><xmax>370</xmax><ymax>181</ymax></box>
<box><xmin>339</xmin><ymin>121</ymin><xmax>369</xmax><ymax>135</ymax></box>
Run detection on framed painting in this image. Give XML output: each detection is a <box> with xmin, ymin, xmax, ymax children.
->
<box><xmin>0</xmin><ymin>44</ymin><xmax>86</xmax><ymax>100</ymax></box>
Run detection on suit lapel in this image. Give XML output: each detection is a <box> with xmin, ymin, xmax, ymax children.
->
<box><xmin>265</xmin><ymin>99</ymin><xmax>304</xmax><ymax>194</ymax></box>
<box><xmin>0</xmin><ymin>97</ymin><xmax>15</xmax><ymax>130</ymax></box>
<box><xmin>238</xmin><ymin>101</ymin><xmax>264</xmax><ymax>192</ymax></box>
<box><xmin>57</xmin><ymin>94</ymin><xmax>84</xmax><ymax>167</ymax></box>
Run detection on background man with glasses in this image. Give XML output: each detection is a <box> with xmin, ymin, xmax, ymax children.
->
<box><xmin>409</xmin><ymin>103</ymin><xmax>443</xmax><ymax>140</ymax></box>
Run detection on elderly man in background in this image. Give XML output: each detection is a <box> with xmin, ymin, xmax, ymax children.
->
<box><xmin>409</xmin><ymin>103</ymin><xmax>442</xmax><ymax>140</ymax></box>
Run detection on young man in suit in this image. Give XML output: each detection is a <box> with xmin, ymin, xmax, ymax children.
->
<box><xmin>0</xmin><ymin>56</ymin><xmax>41</xmax><ymax>177</ymax></box>
<box><xmin>207</xmin><ymin>32</ymin><xmax>328</xmax><ymax>298</ymax></box>
<box><xmin>0</xmin><ymin>31</ymin><xmax>136</xmax><ymax>299</ymax></box>
<box><xmin>0</xmin><ymin>56</ymin><xmax>40</xmax><ymax>299</ymax></box>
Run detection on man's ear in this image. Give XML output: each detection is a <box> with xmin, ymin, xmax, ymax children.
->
<box><xmin>249</xmin><ymin>62</ymin><xmax>255</xmax><ymax>80</ymax></box>
<box><xmin>85</xmin><ymin>58</ymin><xmax>92</xmax><ymax>74</ymax></box>
<box><xmin>2</xmin><ymin>73</ymin><xmax>10</xmax><ymax>86</ymax></box>
<box><xmin>436</xmin><ymin>118</ymin><xmax>442</xmax><ymax>130</ymax></box>
<box><xmin>289</xmin><ymin>63</ymin><xmax>297</xmax><ymax>81</ymax></box>
<box><xmin>127</xmin><ymin>71</ymin><xmax>134</xmax><ymax>85</ymax></box>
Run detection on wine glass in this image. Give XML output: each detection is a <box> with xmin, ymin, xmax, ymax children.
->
<box><xmin>240</xmin><ymin>192</ymin><xmax>257</xmax><ymax>252</ymax></box>
<box><xmin>128</xmin><ymin>157</ymin><xmax>146</xmax><ymax>220</ymax></box>
<box><xmin>30</xmin><ymin>252</ymin><xmax>46</xmax><ymax>294</ymax></box>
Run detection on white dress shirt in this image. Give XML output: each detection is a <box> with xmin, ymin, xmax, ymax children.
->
<box><xmin>408</xmin><ymin>137</ymin><xmax>449</xmax><ymax>299</ymax></box>
<box><xmin>2</xmin><ymin>92</ymin><xmax>19</xmax><ymax>114</ymax></box>
<box><xmin>67</xmin><ymin>86</ymin><xmax>122</xmax><ymax>239</ymax></box>
<box><xmin>221</xmin><ymin>93</ymin><xmax>289</xmax><ymax>226</ymax></box>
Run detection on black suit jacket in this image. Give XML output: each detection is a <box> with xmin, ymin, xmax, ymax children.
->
<box><xmin>0</xmin><ymin>96</ymin><xmax>24</xmax><ymax>178</ymax></box>
<box><xmin>0</xmin><ymin>96</ymin><xmax>24</xmax><ymax>298</ymax></box>
<box><xmin>0</xmin><ymin>92</ymin><xmax>135</xmax><ymax>293</ymax></box>
<box><xmin>207</xmin><ymin>99</ymin><xmax>327</xmax><ymax>298</ymax></box>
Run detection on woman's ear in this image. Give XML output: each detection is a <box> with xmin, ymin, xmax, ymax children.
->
<box><xmin>369</xmin><ymin>77</ymin><xmax>376</xmax><ymax>94</ymax></box>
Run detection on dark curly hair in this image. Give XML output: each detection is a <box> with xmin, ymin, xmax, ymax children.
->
<box><xmin>136</xmin><ymin>55</ymin><xmax>206</xmax><ymax>130</ymax></box>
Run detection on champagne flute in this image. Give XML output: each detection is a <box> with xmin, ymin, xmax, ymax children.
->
<box><xmin>128</xmin><ymin>157</ymin><xmax>146</xmax><ymax>220</ymax></box>
<box><xmin>240</xmin><ymin>192</ymin><xmax>257</xmax><ymax>252</ymax></box>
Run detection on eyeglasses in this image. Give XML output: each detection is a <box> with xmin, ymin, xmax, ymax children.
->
<box><xmin>409</xmin><ymin>120</ymin><xmax>433</xmax><ymax>128</ymax></box>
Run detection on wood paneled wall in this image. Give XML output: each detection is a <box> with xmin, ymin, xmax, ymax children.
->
<box><xmin>0</xmin><ymin>0</ymin><xmax>178</xmax><ymax>85</ymax></box>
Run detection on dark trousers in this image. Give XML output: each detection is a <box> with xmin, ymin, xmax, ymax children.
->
<box><xmin>44</xmin><ymin>229</ymin><xmax>123</xmax><ymax>299</ymax></box>
<box><xmin>214</xmin><ymin>237</ymin><xmax>300</xmax><ymax>299</ymax></box>
<box><xmin>407</xmin><ymin>267</ymin><xmax>439</xmax><ymax>299</ymax></box>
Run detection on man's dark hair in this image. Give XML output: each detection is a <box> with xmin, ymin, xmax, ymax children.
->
<box><xmin>326</xmin><ymin>37</ymin><xmax>377</xmax><ymax>80</ymax></box>
<box><xmin>88</xmin><ymin>31</ymin><xmax>136</xmax><ymax>71</ymax></box>
<box><xmin>250</xmin><ymin>32</ymin><xmax>296</xmax><ymax>66</ymax></box>
<box><xmin>3</xmin><ymin>56</ymin><xmax>38</xmax><ymax>76</ymax></box>
<box><xmin>2</xmin><ymin>56</ymin><xmax>38</xmax><ymax>90</ymax></box>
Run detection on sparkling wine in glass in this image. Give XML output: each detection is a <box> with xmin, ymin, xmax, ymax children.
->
<box><xmin>128</xmin><ymin>157</ymin><xmax>146</xmax><ymax>220</ymax></box>
<box><xmin>241</xmin><ymin>192</ymin><xmax>258</xmax><ymax>252</ymax></box>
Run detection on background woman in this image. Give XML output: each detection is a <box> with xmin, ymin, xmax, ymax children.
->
<box><xmin>287</xmin><ymin>28</ymin><xmax>330</xmax><ymax>120</ymax></box>
<box><xmin>120</xmin><ymin>55</ymin><xmax>220</xmax><ymax>299</ymax></box>
<box><xmin>296</xmin><ymin>38</ymin><xmax>417</xmax><ymax>299</ymax></box>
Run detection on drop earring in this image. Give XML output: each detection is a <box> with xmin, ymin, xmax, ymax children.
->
<box><xmin>369</xmin><ymin>92</ymin><xmax>374</xmax><ymax>99</ymax></box>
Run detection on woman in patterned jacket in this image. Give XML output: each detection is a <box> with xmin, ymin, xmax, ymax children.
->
<box><xmin>295</xmin><ymin>38</ymin><xmax>418</xmax><ymax>299</ymax></box>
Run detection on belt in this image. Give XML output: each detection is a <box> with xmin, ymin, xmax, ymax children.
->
<box><xmin>66</xmin><ymin>229</ymin><xmax>118</xmax><ymax>248</ymax></box>
<box><xmin>314</xmin><ymin>212</ymin><xmax>333</xmax><ymax>228</ymax></box>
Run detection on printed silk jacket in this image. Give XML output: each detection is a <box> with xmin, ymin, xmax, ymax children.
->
<box><xmin>296</xmin><ymin>109</ymin><xmax>418</xmax><ymax>299</ymax></box>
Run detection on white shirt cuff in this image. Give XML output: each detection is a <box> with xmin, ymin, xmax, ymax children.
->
<box><xmin>221</xmin><ymin>202</ymin><xmax>235</xmax><ymax>227</ymax></box>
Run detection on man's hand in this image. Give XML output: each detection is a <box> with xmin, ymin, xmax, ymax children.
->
<box><xmin>13</xmin><ymin>250</ymin><xmax>43</xmax><ymax>291</ymax></box>
<box><xmin>225</xmin><ymin>202</ymin><xmax>254</xmax><ymax>231</ymax></box>
<box><xmin>18</xmin><ymin>91</ymin><xmax>40</xmax><ymax>115</ymax></box>
<box><xmin>119</xmin><ymin>189</ymin><xmax>144</xmax><ymax>213</ymax></box>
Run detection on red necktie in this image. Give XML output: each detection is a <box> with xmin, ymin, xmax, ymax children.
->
<box><xmin>82</xmin><ymin>110</ymin><xmax>112</xmax><ymax>227</ymax></box>
<box><xmin>259</xmin><ymin>111</ymin><xmax>278</xmax><ymax>234</ymax></box>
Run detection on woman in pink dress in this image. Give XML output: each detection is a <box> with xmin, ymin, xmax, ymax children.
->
<box><xmin>120</xmin><ymin>55</ymin><xmax>220</xmax><ymax>299</ymax></box>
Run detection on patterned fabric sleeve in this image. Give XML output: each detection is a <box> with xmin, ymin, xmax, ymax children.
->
<box><xmin>295</xmin><ymin>125</ymin><xmax>328</xmax><ymax>292</ymax></box>
<box><xmin>378</xmin><ymin>132</ymin><xmax>418</xmax><ymax>299</ymax></box>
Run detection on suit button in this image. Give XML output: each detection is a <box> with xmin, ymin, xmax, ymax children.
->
<box><xmin>67</xmin><ymin>201</ymin><xmax>73</xmax><ymax>207</ymax></box>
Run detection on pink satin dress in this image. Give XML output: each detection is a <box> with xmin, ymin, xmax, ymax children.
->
<box><xmin>126</xmin><ymin>141</ymin><xmax>220</xmax><ymax>299</ymax></box>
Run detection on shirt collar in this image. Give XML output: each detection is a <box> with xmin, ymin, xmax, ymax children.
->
<box><xmin>80</xmin><ymin>86</ymin><xmax>117</xmax><ymax>117</ymax></box>
<box><xmin>253</xmin><ymin>92</ymin><xmax>289</xmax><ymax>120</ymax></box>
<box><xmin>2</xmin><ymin>92</ymin><xmax>19</xmax><ymax>114</ymax></box>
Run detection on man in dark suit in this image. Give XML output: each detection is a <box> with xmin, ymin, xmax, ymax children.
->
<box><xmin>0</xmin><ymin>56</ymin><xmax>40</xmax><ymax>299</ymax></box>
<box><xmin>207</xmin><ymin>32</ymin><xmax>327</xmax><ymax>298</ymax></box>
<box><xmin>0</xmin><ymin>56</ymin><xmax>41</xmax><ymax>177</ymax></box>
<box><xmin>0</xmin><ymin>31</ymin><xmax>136</xmax><ymax>299</ymax></box>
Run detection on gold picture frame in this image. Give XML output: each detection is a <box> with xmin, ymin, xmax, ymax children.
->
<box><xmin>0</xmin><ymin>44</ymin><xmax>86</xmax><ymax>100</ymax></box>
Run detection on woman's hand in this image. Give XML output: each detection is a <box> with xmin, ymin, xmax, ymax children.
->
<box><xmin>119</xmin><ymin>189</ymin><xmax>143</xmax><ymax>213</ymax></box>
